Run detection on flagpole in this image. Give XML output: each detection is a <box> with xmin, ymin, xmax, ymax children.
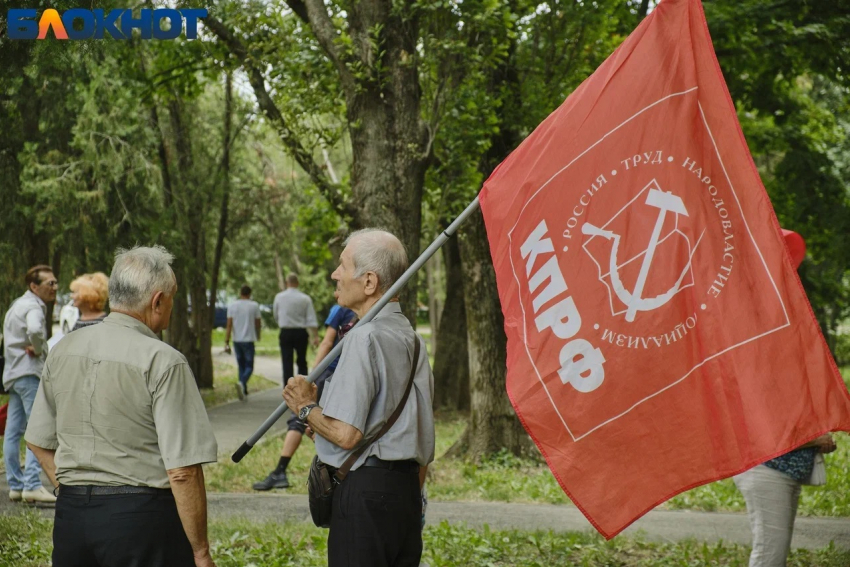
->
<box><xmin>231</xmin><ymin>196</ymin><xmax>482</xmax><ymax>462</ymax></box>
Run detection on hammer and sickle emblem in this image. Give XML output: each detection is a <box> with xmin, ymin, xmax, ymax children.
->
<box><xmin>582</xmin><ymin>189</ymin><xmax>704</xmax><ymax>322</ymax></box>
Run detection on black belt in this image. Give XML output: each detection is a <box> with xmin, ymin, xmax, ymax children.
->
<box><xmin>60</xmin><ymin>485</ymin><xmax>170</xmax><ymax>496</ymax></box>
<box><xmin>362</xmin><ymin>456</ymin><xmax>419</xmax><ymax>473</ymax></box>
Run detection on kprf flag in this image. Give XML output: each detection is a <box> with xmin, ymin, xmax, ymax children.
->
<box><xmin>479</xmin><ymin>0</ymin><xmax>850</xmax><ymax>538</ymax></box>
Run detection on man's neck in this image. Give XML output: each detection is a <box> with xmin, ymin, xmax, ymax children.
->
<box><xmin>112</xmin><ymin>309</ymin><xmax>156</xmax><ymax>333</ymax></box>
<box><xmin>352</xmin><ymin>296</ymin><xmax>397</xmax><ymax>319</ymax></box>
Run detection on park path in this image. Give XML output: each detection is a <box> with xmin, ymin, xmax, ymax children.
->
<box><xmin>3</xmin><ymin>349</ymin><xmax>849</xmax><ymax>552</ymax></box>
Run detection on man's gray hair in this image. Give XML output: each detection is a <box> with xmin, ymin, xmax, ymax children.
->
<box><xmin>109</xmin><ymin>245</ymin><xmax>177</xmax><ymax>312</ymax></box>
<box><xmin>344</xmin><ymin>229</ymin><xmax>408</xmax><ymax>293</ymax></box>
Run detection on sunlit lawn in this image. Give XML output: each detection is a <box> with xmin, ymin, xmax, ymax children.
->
<box><xmin>4</xmin><ymin>510</ymin><xmax>849</xmax><ymax>567</ymax></box>
<box><xmin>200</xmin><ymin>359</ymin><xmax>278</xmax><ymax>409</ymax></box>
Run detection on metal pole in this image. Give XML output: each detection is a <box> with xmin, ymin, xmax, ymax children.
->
<box><xmin>232</xmin><ymin>196</ymin><xmax>481</xmax><ymax>462</ymax></box>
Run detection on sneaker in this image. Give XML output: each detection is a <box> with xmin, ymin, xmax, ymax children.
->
<box><xmin>9</xmin><ymin>490</ymin><xmax>22</xmax><ymax>502</ymax></box>
<box><xmin>252</xmin><ymin>471</ymin><xmax>289</xmax><ymax>491</ymax></box>
<box><xmin>235</xmin><ymin>382</ymin><xmax>246</xmax><ymax>401</ymax></box>
<box><xmin>22</xmin><ymin>486</ymin><xmax>57</xmax><ymax>504</ymax></box>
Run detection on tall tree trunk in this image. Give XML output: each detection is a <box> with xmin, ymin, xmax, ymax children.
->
<box><xmin>209</xmin><ymin>73</ymin><xmax>232</xmax><ymax>345</ymax></box>
<box><xmin>207</xmin><ymin>3</ymin><xmax>430</xmax><ymax>325</ymax></box>
<box><xmin>449</xmin><ymin>209</ymin><xmax>531</xmax><ymax>458</ymax></box>
<box><xmin>433</xmin><ymin>236</ymin><xmax>469</xmax><ymax>410</ymax></box>
<box><xmin>426</xmin><ymin>249</ymin><xmax>442</xmax><ymax>354</ymax></box>
<box><xmin>163</xmin><ymin>97</ymin><xmax>214</xmax><ymax>388</ymax></box>
<box><xmin>450</xmin><ymin>26</ymin><xmax>531</xmax><ymax>458</ymax></box>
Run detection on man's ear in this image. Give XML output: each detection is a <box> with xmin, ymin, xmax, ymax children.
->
<box><xmin>363</xmin><ymin>272</ymin><xmax>380</xmax><ymax>297</ymax></box>
<box><xmin>151</xmin><ymin>290</ymin><xmax>164</xmax><ymax>311</ymax></box>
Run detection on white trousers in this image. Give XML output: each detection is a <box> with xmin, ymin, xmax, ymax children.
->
<box><xmin>733</xmin><ymin>465</ymin><xmax>801</xmax><ymax>567</ymax></box>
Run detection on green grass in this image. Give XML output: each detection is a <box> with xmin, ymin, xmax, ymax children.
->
<box><xmin>2</xmin><ymin>511</ymin><xmax>849</xmax><ymax>567</ymax></box>
<box><xmin>200</xmin><ymin>359</ymin><xmax>278</xmax><ymax>409</ymax></box>
<box><xmin>204</xmin><ymin>403</ymin><xmax>850</xmax><ymax>518</ymax></box>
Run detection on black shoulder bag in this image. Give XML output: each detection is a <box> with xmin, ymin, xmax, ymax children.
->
<box><xmin>307</xmin><ymin>337</ymin><xmax>421</xmax><ymax>528</ymax></box>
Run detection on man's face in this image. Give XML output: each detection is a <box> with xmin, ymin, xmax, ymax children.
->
<box><xmin>30</xmin><ymin>271</ymin><xmax>58</xmax><ymax>303</ymax></box>
<box><xmin>331</xmin><ymin>244</ymin><xmax>367</xmax><ymax>310</ymax></box>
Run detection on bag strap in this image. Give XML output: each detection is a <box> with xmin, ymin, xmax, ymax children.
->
<box><xmin>334</xmin><ymin>337</ymin><xmax>421</xmax><ymax>482</ymax></box>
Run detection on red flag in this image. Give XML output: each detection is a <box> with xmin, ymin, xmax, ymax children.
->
<box><xmin>479</xmin><ymin>0</ymin><xmax>850</xmax><ymax>538</ymax></box>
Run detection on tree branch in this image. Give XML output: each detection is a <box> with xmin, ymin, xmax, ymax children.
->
<box><xmin>285</xmin><ymin>0</ymin><xmax>357</xmax><ymax>96</ymax></box>
<box><xmin>204</xmin><ymin>15</ymin><xmax>356</xmax><ymax>222</ymax></box>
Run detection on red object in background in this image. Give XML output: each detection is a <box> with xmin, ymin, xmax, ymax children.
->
<box><xmin>781</xmin><ymin>229</ymin><xmax>806</xmax><ymax>270</ymax></box>
<box><xmin>479</xmin><ymin>0</ymin><xmax>850</xmax><ymax>538</ymax></box>
<box><xmin>0</xmin><ymin>403</ymin><xmax>7</xmax><ymax>435</ymax></box>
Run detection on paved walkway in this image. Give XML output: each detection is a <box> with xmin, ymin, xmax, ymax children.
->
<box><xmin>208</xmin><ymin>347</ymin><xmax>288</xmax><ymax>454</ymax></box>
<box><xmin>4</xmin><ymin>350</ymin><xmax>850</xmax><ymax>551</ymax></box>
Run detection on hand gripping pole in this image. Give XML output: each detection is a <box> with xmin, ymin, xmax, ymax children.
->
<box><xmin>232</xmin><ymin>197</ymin><xmax>481</xmax><ymax>462</ymax></box>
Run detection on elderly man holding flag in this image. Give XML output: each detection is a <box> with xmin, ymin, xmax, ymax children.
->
<box><xmin>283</xmin><ymin>228</ymin><xmax>434</xmax><ymax>567</ymax></box>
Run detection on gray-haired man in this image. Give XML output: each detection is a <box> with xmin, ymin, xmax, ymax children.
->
<box><xmin>283</xmin><ymin>229</ymin><xmax>435</xmax><ymax>567</ymax></box>
<box><xmin>26</xmin><ymin>246</ymin><xmax>218</xmax><ymax>567</ymax></box>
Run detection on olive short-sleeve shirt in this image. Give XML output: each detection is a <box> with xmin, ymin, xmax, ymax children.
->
<box><xmin>26</xmin><ymin>313</ymin><xmax>218</xmax><ymax>488</ymax></box>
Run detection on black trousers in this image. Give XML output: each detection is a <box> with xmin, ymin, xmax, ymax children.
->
<box><xmin>53</xmin><ymin>490</ymin><xmax>193</xmax><ymax>567</ymax></box>
<box><xmin>279</xmin><ymin>328</ymin><xmax>309</xmax><ymax>385</ymax></box>
<box><xmin>328</xmin><ymin>466</ymin><xmax>422</xmax><ymax>567</ymax></box>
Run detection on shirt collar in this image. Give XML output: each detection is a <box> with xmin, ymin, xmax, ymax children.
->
<box><xmin>24</xmin><ymin>290</ymin><xmax>46</xmax><ymax>310</ymax></box>
<box><xmin>372</xmin><ymin>301</ymin><xmax>402</xmax><ymax>321</ymax></box>
<box><xmin>103</xmin><ymin>312</ymin><xmax>160</xmax><ymax>340</ymax></box>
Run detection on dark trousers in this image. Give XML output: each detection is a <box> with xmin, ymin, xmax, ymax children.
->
<box><xmin>53</xmin><ymin>490</ymin><xmax>193</xmax><ymax>567</ymax></box>
<box><xmin>328</xmin><ymin>466</ymin><xmax>422</xmax><ymax>567</ymax></box>
<box><xmin>233</xmin><ymin>341</ymin><xmax>255</xmax><ymax>389</ymax></box>
<box><xmin>279</xmin><ymin>328</ymin><xmax>308</xmax><ymax>385</ymax></box>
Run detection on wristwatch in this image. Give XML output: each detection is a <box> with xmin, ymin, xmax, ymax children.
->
<box><xmin>298</xmin><ymin>403</ymin><xmax>319</xmax><ymax>422</ymax></box>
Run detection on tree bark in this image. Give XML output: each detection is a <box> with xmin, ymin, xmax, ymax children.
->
<box><xmin>448</xmin><ymin>208</ymin><xmax>532</xmax><ymax>458</ymax></box>
<box><xmin>208</xmin><ymin>72</ymin><xmax>232</xmax><ymax>350</ymax></box>
<box><xmin>450</xmin><ymin>26</ymin><xmax>531</xmax><ymax>458</ymax></box>
<box><xmin>426</xmin><ymin>250</ymin><xmax>442</xmax><ymax>354</ymax></box>
<box><xmin>432</xmin><ymin>236</ymin><xmax>469</xmax><ymax>410</ymax></box>
<box><xmin>208</xmin><ymin>2</ymin><xmax>430</xmax><ymax>325</ymax></box>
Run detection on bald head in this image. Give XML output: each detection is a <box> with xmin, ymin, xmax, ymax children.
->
<box><xmin>344</xmin><ymin>229</ymin><xmax>408</xmax><ymax>293</ymax></box>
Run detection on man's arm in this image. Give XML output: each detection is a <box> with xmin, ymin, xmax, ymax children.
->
<box><xmin>224</xmin><ymin>318</ymin><xmax>233</xmax><ymax>346</ymax></box>
<box><xmin>27</xmin><ymin>443</ymin><xmax>58</xmax><ymax>488</ymax></box>
<box><xmin>283</xmin><ymin>376</ymin><xmax>363</xmax><ymax>450</ymax></box>
<box><xmin>255</xmin><ymin>318</ymin><xmax>262</xmax><ymax>342</ymax></box>
<box><xmin>25</xmin><ymin>308</ymin><xmax>46</xmax><ymax>355</ymax></box>
<box><xmin>313</xmin><ymin>327</ymin><xmax>338</xmax><ymax>367</ymax></box>
<box><xmin>168</xmin><ymin>465</ymin><xmax>216</xmax><ymax>567</ymax></box>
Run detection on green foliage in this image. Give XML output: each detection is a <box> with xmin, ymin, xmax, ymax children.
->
<box><xmin>705</xmin><ymin>0</ymin><xmax>850</xmax><ymax>347</ymax></box>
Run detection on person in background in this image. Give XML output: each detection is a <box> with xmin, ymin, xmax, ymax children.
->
<box><xmin>69</xmin><ymin>272</ymin><xmax>109</xmax><ymax>331</ymax></box>
<box><xmin>3</xmin><ymin>265</ymin><xmax>57</xmax><ymax>504</ymax></box>
<box><xmin>733</xmin><ymin>229</ymin><xmax>839</xmax><ymax>567</ymax></box>
<box><xmin>225</xmin><ymin>285</ymin><xmax>262</xmax><ymax>400</ymax></box>
<box><xmin>25</xmin><ymin>246</ymin><xmax>218</xmax><ymax>567</ymax></box>
<box><xmin>253</xmin><ymin>304</ymin><xmax>356</xmax><ymax>490</ymax></box>
<box><xmin>272</xmin><ymin>274</ymin><xmax>319</xmax><ymax>386</ymax></box>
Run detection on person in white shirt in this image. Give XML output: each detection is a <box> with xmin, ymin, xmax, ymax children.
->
<box><xmin>3</xmin><ymin>264</ymin><xmax>58</xmax><ymax>503</ymax></box>
<box><xmin>224</xmin><ymin>285</ymin><xmax>262</xmax><ymax>400</ymax></box>
<box><xmin>272</xmin><ymin>274</ymin><xmax>318</xmax><ymax>386</ymax></box>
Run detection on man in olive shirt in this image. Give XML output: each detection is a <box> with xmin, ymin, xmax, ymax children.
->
<box><xmin>26</xmin><ymin>246</ymin><xmax>218</xmax><ymax>567</ymax></box>
<box><xmin>284</xmin><ymin>229</ymin><xmax>435</xmax><ymax>567</ymax></box>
